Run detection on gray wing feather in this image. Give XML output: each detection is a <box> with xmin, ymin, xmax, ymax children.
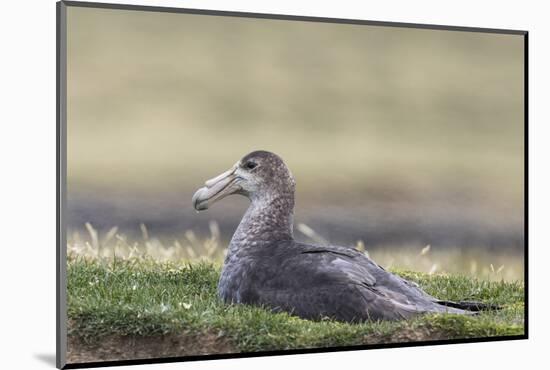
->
<box><xmin>227</xmin><ymin>241</ymin><xmax>470</xmax><ymax>321</ymax></box>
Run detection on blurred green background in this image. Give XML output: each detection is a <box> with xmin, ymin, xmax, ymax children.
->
<box><xmin>66</xmin><ymin>7</ymin><xmax>524</xmax><ymax>280</ymax></box>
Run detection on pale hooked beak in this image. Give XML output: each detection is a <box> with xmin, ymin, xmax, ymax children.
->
<box><xmin>192</xmin><ymin>164</ymin><xmax>241</xmax><ymax>211</ymax></box>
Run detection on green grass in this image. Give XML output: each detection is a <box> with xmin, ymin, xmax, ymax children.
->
<box><xmin>67</xmin><ymin>257</ymin><xmax>524</xmax><ymax>356</ymax></box>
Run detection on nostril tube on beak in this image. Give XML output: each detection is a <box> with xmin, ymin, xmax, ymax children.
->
<box><xmin>192</xmin><ymin>162</ymin><xmax>242</xmax><ymax>212</ymax></box>
<box><xmin>205</xmin><ymin>165</ymin><xmax>238</xmax><ymax>188</ymax></box>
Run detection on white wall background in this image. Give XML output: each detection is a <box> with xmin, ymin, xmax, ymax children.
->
<box><xmin>0</xmin><ymin>0</ymin><xmax>546</xmax><ymax>369</ymax></box>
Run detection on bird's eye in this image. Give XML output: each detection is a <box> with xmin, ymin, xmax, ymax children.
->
<box><xmin>244</xmin><ymin>161</ymin><xmax>257</xmax><ymax>170</ymax></box>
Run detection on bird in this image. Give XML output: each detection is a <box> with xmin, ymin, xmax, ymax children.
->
<box><xmin>192</xmin><ymin>150</ymin><xmax>495</xmax><ymax>322</ymax></box>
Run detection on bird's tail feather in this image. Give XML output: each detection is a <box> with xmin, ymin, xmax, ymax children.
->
<box><xmin>436</xmin><ymin>300</ymin><xmax>501</xmax><ymax>312</ymax></box>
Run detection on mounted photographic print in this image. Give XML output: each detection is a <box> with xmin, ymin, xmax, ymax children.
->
<box><xmin>56</xmin><ymin>1</ymin><xmax>528</xmax><ymax>368</ymax></box>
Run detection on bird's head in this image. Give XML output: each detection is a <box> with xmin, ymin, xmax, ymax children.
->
<box><xmin>192</xmin><ymin>150</ymin><xmax>295</xmax><ymax>211</ymax></box>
